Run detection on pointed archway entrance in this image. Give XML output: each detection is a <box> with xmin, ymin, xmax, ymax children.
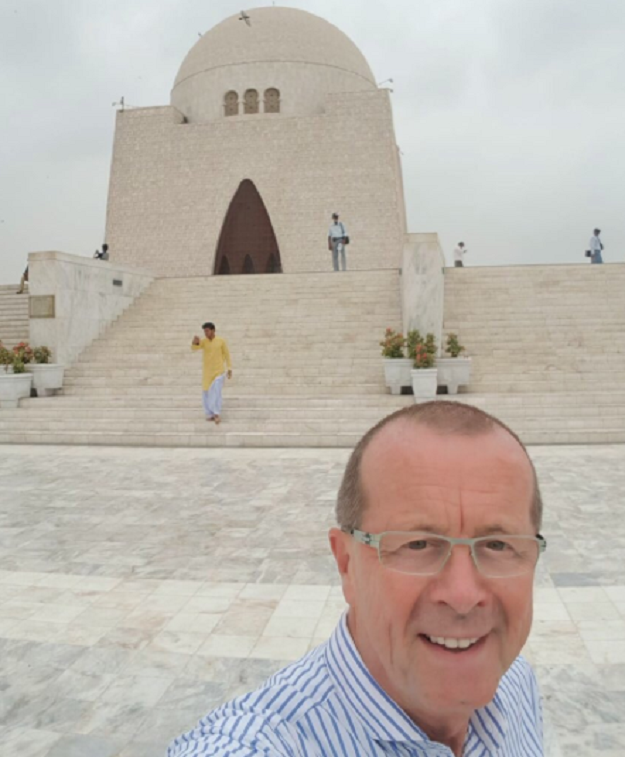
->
<box><xmin>214</xmin><ymin>180</ymin><xmax>282</xmax><ymax>275</ymax></box>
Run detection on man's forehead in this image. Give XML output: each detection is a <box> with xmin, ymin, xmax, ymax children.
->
<box><xmin>357</xmin><ymin>421</ymin><xmax>536</xmax><ymax>533</ymax></box>
<box><xmin>361</xmin><ymin>420</ymin><xmax>531</xmax><ymax>490</ymax></box>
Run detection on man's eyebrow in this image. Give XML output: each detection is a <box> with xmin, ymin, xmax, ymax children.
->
<box><xmin>473</xmin><ymin>525</ymin><xmax>520</xmax><ymax>537</ymax></box>
<box><xmin>387</xmin><ymin>524</ymin><xmax>449</xmax><ymax>534</ymax></box>
<box><xmin>385</xmin><ymin>524</ymin><xmax>521</xmax><ymax>536</ymax></box>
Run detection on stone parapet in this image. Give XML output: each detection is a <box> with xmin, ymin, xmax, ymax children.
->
<box><xmin>28</xmin><ymin>251</ymin><xmax>154</xmax><ymax>367</ymax></box>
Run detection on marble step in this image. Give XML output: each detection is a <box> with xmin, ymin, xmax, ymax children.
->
<box><xmin>18</xmin><ymin>388</ymin><xmax>625</xmax><ymax>405</ymax></box>
<box><xmin>0</xmin><ymin>310</ymin><xmax>29</xmax><ymax>318</ymax></box>
<box><xmin>66</xmin><ymin>365</ymin><xmax>386</xmax><ymax>379</ymax></box>
<box><xmin>71</xmin><ymin>353</ymin><xmax>385</xmax><ymax>363</ymax></box>
<box><xmin>19</xmin><ymin>394</ymin><xmax>412</xmax><ymax>409</ymax></box>
<box><xmin>61</xmin><ymin>382</ymin><xmax>389</xmax><ymax>391</ymax></box>
<box><xmin>61</xmin><ymin>370</ymin><xmax>618</xmax><ymax>385</ymax></box>
<box><xmin>0</xmin><ymin>328</ymin><xmax>30</xmax><ymax>337</ymax></box>
<box><xmin>57</xmin><ymin>384</ymin><xmax>388</xmax><ymax>396</ymax></box>
<box><xmin>444</xmin><ymin>263</ymin><xmax>625</xmax><ymax>276</ymax></box>
<box><xmin>444</xmin><ymin>320</ymin><xmax>624</xmax><ymax>329</ymax></box>
<box><xmin>2</xmin><ymin>425</ymin><xmax>623</xmax><ymax>447</ymax></box>
<box><xmin>467</xmin><ymin>362</ymin><xmax>625</xmax><ymax>373</ymax></box>
<box><xmin>4</xmin><ymin>401</ymin><xmax>623</xmax><ymax>424</ymax></box>
<box><xmin>0</xmin><ymin>405</ymin><xmax>411</xmax><ymax>421</ymax></box>
<box><xmin>444</xmin><ymin>323</ymin><xmax>624</xmax><ymax>333</ymax></box>
<box><xmin>0</xmin><ymin>429</ymin><xmax>368</xmax><ymax>447</ymax></box>
<box><xmin>84</xmin><ymin>324</ymin><xmax>399</xmax><ymax>335</ymax></box>
<box><xmin>0</xmin><ymin>417</ymin><xmax>394</xmax><ymax>434</ymax></box>
<box><xmin>466</xmin><ymin>382</ymin><xmax>625</xmax><ymax>394</ymax></box>
<box><xmin>7</xmin><ymin>391</ymin><xmax>625</xmax><ymax>414</ymax></box>
<box><xmin>79</xmin><ymin>340</ymin><xmax>388</xmax><ymax>350</ymax></box>
<box><xmin>444</xmin><ymin>342</ymin><xmax>625</xmax><ymax>350</ymax></box>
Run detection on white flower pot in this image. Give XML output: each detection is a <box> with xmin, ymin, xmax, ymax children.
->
<box><xmin>437</xmin><ymin>357</ymin><xmax>472</xmax><ymax>395</ymax></box>
<box><xmin>411</xmin><ymin>368</ymin><xmax>438</xmax><ymax>402</ymax></box>
<box><xmin>0</xmin><ymin>372</ymin><xmax>33</xmax><ymax>408</ymax></box>
<box><xmin>26</xmin><ymin>363</ymin><xmax>65</xmax><ymax>396</ymax></box>
<box><xmin>383</xmin><ymin>358</ymin><xmax>413</xmax><ymax>395</ymax></box>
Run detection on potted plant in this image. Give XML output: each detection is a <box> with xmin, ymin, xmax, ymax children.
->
<box><xmin>437</xmin><ymin>333</ymin><xmax>472</xmax><ymax>395</ymax></box>
<box><xmin>0</xmin><ymin>342</ymin><xmax>14</xmax><ymax>374</ymax></box>
<box><xmin>410</xmin><ymin>333</ymin><xmax>438</xmax><ymax>401</ymax></box>
<box><xmin>380</xmin><ymin>328</ymin><xmax>412</xmax><ymax>395</ymax></box>
<box><xmin>406</xmin><ymin>329</ymin><xmax>423</xmax><ymax>361</ymax></box>
<box><xmin>0</xmin><ymin>341</ymin><xmax>34</xmax><ymax>408</ymax></box>
<box><xmin>26</xmin><ymin>345</ymin><xmax>65</xmax><ymax>396</ymax></box>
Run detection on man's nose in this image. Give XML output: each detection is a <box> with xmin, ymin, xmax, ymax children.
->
<box><xmin>428</xmin><ymin>545</ymin><xmax>490</xmax><ymax>615</ymax></box>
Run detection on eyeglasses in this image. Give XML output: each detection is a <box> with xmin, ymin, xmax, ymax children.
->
<box><xmin>345</xmin><ymin>529</ymin><xmax>547</xmax><ymax>578</ymax></box>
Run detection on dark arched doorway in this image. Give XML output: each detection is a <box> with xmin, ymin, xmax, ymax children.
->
<box><xmin>214</xmin><ymin>180</ymin><xmax>282</xmax><ymax>275</ymax></box>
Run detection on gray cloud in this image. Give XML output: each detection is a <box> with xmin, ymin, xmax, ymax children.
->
<box><xmin>1</xmin><ymin>0</ymin><xmax>623</xmax><ymax>282</ymax></box>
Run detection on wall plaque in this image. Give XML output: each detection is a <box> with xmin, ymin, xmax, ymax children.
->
<box><xmin>29</xmin><ymin>295</ymin><xmax>55</xmax><ymax>319</ymax></box>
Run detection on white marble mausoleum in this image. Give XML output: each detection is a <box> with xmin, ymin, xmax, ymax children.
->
<box><xmin>105</xmin><ymin>7</ymin><xmax>408</xmax><ymax>277</ymax></box>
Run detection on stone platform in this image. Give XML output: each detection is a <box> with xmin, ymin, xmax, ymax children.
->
<box><xmin>2</xmin><ymin>265</ymin><xmax>625</xmax><ymax>447</ymax></box>
<box><xmin>0</xmin><ymin>444</ymin><xmax>624</xmax><ymax>756</ymax></box>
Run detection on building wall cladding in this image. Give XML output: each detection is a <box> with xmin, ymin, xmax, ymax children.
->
<box><xmin>105</xmin><ymin>90</ymin><xmax>405</xmax><ymax>277</ymax></box>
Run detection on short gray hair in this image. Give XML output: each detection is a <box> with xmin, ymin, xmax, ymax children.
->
<box><xmin>336</xmin><ymin>401</ymin><xmax>543</xmax><ymax>531</ymax></box>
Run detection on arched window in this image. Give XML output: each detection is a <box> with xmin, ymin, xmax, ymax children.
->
<box><xmin>244</xmin><ymin>89</ymin><xmax>259</xmax><ymax>114</ymax></box>
<box><xmin>264</xmin><ymin>88</ymin><xmax>280</xmax><ymax>114</ymax></box>
<box><xmin>224</xmin><ymin>91</ymin><xmax>239</xmax><ymax>117</ymax></box>
<box><xmin>243</xmin><ymin>254</ymin><xmax>255</xmax><ymax>274</ymax></box>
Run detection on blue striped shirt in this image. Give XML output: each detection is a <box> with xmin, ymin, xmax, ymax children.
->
<box><xmin>168</xmin><ymin>615</ymin><xmax>543</xmax><ymax>756</ymax></box>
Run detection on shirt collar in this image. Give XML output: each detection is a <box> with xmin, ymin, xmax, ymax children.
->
<box><xmin>324</xmin><ymin>613</ymin><xmax>509</xmax><ymax>754</ymax></box>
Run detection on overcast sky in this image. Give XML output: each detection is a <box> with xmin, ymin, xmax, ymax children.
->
<box><xmin>1</xmin><ymin>0</ymin><xmax>623</xmax><ymax>283</ymax></box>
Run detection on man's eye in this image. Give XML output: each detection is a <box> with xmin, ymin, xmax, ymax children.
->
<box><xmin>485</xmin><ymin>540</ymin><xmax>509</xmax><ymax>552</ymax></box>
<box><xmin>406</xmin><ymin>540</ymin><xmax>428</xmax><ymax>551</ymax></box>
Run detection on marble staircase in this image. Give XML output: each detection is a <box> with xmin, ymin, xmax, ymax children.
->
<box><xmin>0</xmin><ymin>271</ymin><xmax>411</xmax><ymax>447</ymax></box>
<box><xmin>1</xmin><ymin>265</ymin><xmax>624</xmax><ymax>447</ymax></box>
<box><xmin>0</xmin><ymin>285</ymin><xmax>29</xmax><ymax>349</ymax></box>
<box><xmin>442</xmin><ymin>264</ymin><xmax>625</xmax><ymax>443</ymax></box>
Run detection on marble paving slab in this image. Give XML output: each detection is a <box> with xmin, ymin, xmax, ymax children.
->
<box><xmin>0</xmin><ymin>443</ymin><xmax>624</xmax><ymax>755</ymax></box>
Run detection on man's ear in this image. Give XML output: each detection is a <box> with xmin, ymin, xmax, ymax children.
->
<box><xmin>329</xmin><ymin>528</ymin><xmax>355</xmax><ymax>605</ymax></box>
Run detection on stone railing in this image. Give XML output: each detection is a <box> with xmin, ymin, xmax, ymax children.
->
<box><xmin>28</xmin><ymin>251</ymin><xmax>154</xmax><ymax>367</ymax></box>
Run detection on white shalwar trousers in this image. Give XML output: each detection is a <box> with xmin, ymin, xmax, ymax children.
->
<box><xmin>202</xmin><ymin>373</ymin><xmax>226</xmax><ymax>418</ymax></box>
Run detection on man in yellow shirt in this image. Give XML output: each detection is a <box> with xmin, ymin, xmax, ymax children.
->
<box><xmin>191</xmin><ymin>322</ymin><xmax>232</xmax><ymax>424</ymax></box>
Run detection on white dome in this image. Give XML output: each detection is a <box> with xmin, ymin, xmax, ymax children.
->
<box><xmin>171</xmin><ymin>7</ymin><xmax>376</xmax><ymax>122</ymax></box>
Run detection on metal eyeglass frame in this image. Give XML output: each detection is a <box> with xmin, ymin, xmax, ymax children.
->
<box><xmin>344</xmin><ymin>528</ymin><xmax>547</xmax><ymax>577</ymax></box>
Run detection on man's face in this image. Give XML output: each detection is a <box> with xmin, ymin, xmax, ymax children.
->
<box><xmin>333</xmin><ymin>216</ymin><xmax>339</xmax><ymax>223</ymax></box>
<box><xmin>330</xmin><ymin>423</ymin><xmax>537</xmax><ymax>723</ymax></box>
<box><xmin>203</xmin><ymin>327</ymin><xmax>215</xmax><ymax>339</ymax></box>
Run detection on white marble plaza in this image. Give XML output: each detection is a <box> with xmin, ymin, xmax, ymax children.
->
<box><xmin>0</xmin><ymin>443</ymin><xmax>624</xmax><ymax>756</ymax></box>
